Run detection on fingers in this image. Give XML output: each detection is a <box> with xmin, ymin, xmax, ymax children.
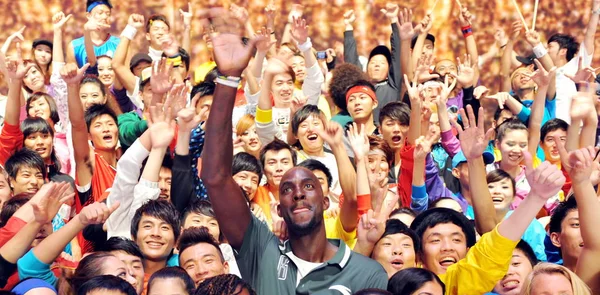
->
<box><xmin>523</xmin><ymin>150</ymin><xmax>535</xmax><ymax>173</ymax></box>
<box><xmin>458</xmin><ymin>107</ymin><xmax>469</xmax><ymax>128</ymax></box>
<box><xmin>555</xmin><ymin>135</ymin><xmax>569</xmax><ymax>161</ymax></box>
<box><xmin>109</xmin><ymin>201</ymin><xmax>120</xmax><ymax>214</ymax></box>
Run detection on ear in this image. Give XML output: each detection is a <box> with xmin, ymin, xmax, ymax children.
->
<box><xmin>494</xmin><ymin>139</ymin><xmax>500</xmax><ymax>149</ymax></box>
<box><xmin>276</xmin><ymin>204</ymin><xmax>282</xmax><ymax>218</ymax></box>
<box><xmin>323</xmin><ymin>196</ymin><xmax>330</xmax><ymax>211</ymax></box>
<box><xmin>492</xmin><ymin>120</ymin><xmax>497</xmax><ymax>129</ymax></box>
<box><xmin>8</xmin><ymin>177</ymin><xmax>14</xmax><ymax>189</ymax></box>
<box><xmin>550</xmin><ymin>232</ymin><xmax>562</xmax><ymax>248</ymax></box>
<box><xmin>222</xmin><ymin>260</ymin><xmax>230</xmax><ymax>274</ymax></box>
<box><xmin>558</xmin><ymin>48</ymin><xmax>568</xmax><ymax>57</ymax></box>
<box><xmin>146</xmin><ymin>33</ymin><xmax>151</xmax><ymax>42</ymax></box>
<box><xmin>88</xmin><ymin>133</ymin><xmax>93</xmax><ymax>142</ymax></box>
<box><xmin>86</xmin><ymin>12</ymin><xmax>92</xmax><ymax>20</ymax></box>
<box><xmin>451</xmin><ymin>167</ymin><xmax>460</xmax><ymax>179</ymax></box>
<box><xmin>372</xmin><ymin>100</ymin><xmax>379</xmax><ymax>110</ymax></box>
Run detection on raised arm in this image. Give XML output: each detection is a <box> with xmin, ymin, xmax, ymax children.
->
<box><xmin>457</xmin><ymin>5</ymin><xmax>480</xmax><ymax>86</ymax></box>
<box><xmin>398</xmin><ymin>8</ymin><xmax>421</xmax><ymax>82</ymax></box>
<box><xmin>526</xmin><ymin>60</ymin><xmax>555</xmax><ymax>156</ymax></box>
<box><xmin>342</xmin><ymin>10</ymin><xmax>360</xmax><ymax>68</ymax></box>
<box><xmin>453</xmin><ymin>106</ymin><xmax>497</xmax><ymax>234</ymax></box>
<box><xmin>524</xmin><ymin>30</ymin><xmax>555</xmax><ymax>79</ymax></box>
<box><xmin>200</xmin><ymin>11</ymin><xmax>262</xmax><ymax>250</ymax></box>
<box><xmin>501</xmin><ymin>22</ymin><xmax>523</xmax><ymax>92</ymax></box>
<box><xmin>411</xmin><ymin>14</ymin><xmax>433</xmax><ymax>70</ymax></box>
<box><xmin>584</xmin><ymin>0</ymin><xmax>600</xmax><ymax>55</ymax></box>
<box><xmin>381</xmin><ymin>3</ymin><xmax>402</xmax><ymax>89</ymax></box>
<box><xmin>404</xmin><ymin>74</ymin><xmax>421</xmax><ymax>145</ymax></box>
<box><xmin>0</xmin><ymin>27</ymin><xmax>25</xmax><ymax>76</ymax></box>
<box><xmin>112</xmin><ymin>14</ymin><xmax>145</xmax><ymax>93</ymax></box>
<box><xmin>281</xmin><ymin>4</ymin><xmax>303</xmax><ymax>45</ymax></box>
<box><xmin>179</xmin><ymin>2</ymin><xmax>193</xmax><ymax>53</ymax></box>
<box><xmin>2</xmin><ymin>44</ymin><xmax>32</xmax><ymax>126</ymax></box>
<box><xmin>51</xmin><ymin>12</ymin><xmax>72</xmax><ymax>125</ymax></box>
<box><xmin>264</xmin><ymin>3</ymin><xmax>278</xmax><ymax>57</ymax></box>
<box><xmin>565</xmin><ymin>59</ymin><xmax>599</xmax><ymax>149</ymax></box>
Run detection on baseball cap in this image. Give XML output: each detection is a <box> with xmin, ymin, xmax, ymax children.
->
<box><xmin>130</xmin><ymin>53</ymin><xmax>153</xmax><ymax>73</ymax></box>
<box><xmin>32</xmin><ymin>39</ymin><xmax>53</xmax><ymax>50</ymax></box>
<box><xmin>411</xmin><ymin>33</ymin><xmax>436</xmax><ymax>49</ymax></box>
<box><xmin>516</xmin><ymin>54</ymin><xmax>536</xmax><ymax>66</ymax></box>
<box><xmin>451</xmin><ymin>150</ymin><xmax>495</xmax><ymax>169</ymax></box>
<box><xmin>368</xmin><ymin>45</ymin><xmax>392</xmax><ymax>65</ymax></box>
<box><xmin>140</xmin><ymin>67</ymin><xmax>152</xmax><ymax>86</ymax></box>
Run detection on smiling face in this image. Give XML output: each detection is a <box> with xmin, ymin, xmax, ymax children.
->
<box><xmin>27</xmin><ymin>96</ymin><xmax>51</xmax><ymax>121</ymax></box>
<box><xmin>135</xmin><ymin>215</ymin><xmax>176</xmax><ymax>262</ymax></box>
<box><xmin>511</xmin><ymin>68</ymin><xmax>536</xmax><ymax>92</ymax></box>
<box><xmin>23</xmin><ymin>131</ymin><xmax>54</xmax><ymax>161</ymax></box>
<box><xmin>541</xmin><ymin>129</ymin><xmax>567</xmax><ymax>164</ymax></box>
<box><xmin>271</xmin><ymin>73</ymin><xmax>294</xmax><ymax>107</ymax></box>
<box><xmin>100</xmin><ymin>256</ymin><xmax>139</xmax><ymax>292</ymax></box>
<box><xmin>239</xmin><ymin>125</ymin><xmax>261</xmax><ymax>154</ymax></box>
<box><xmin>435</xmin><ymin>60</ymin><xmax>457</xmax><ymax>84</ymax></box>
<box><xmin>421</xmin><ymin>223</ymin><xmax>469</xmax><ymax>275</ymax></box>
<box><xmin>296</xmin><ymin>115</ymin><xmax>325</xmax><ymax>154</ymax></box>
<box><xmin>263</xmin><ymin>149</ymin><xmax>294</xmax><ymax>188</ymax></box>
<box><xmin>497</xmin><ymin>129</ymin><xmax>528</xmax><ymax>168</ymax></box>
<box><xmin>146</xmin><ymin>20</ymin><xmax>170</xmax><ymax>48</ymax></box>
<box><xmin>233</xmin><ymin>171</ymin><xmax>259</xmax><ymax>201</ymax></box>
<box><xmin>380</xmin><ymin>118</ymin><xmax>409</xmax><ymax>151</ymax></box>
<box><xmin>89</xmin><ymin>114</ymin><xmax>119</xmax><ymax>152</ymax></box>
<box><xmin>110</xmin><ymin>251</ymin><xmax>145</xmax><ymax>295</ymax></box>
<box><xmin>23</xmin><ymin>66</ymin><xmax>45</xmax><ymax>92</ymax></box>
<box><xmin>529</xmin><ymin>273</ymin><xmax>573</xmax><ymax>295</ymax></box>
<box><xmin>547</xmin><ymin>42</ymin><xmax>566</xmax><ymax>65</ymax></box>
<box><xmin>97</xmin><ymin>56</ymin><xmax>115</xmax><ymax>86</ymax></box>
<box><xmin>277</xmin><ymin>167</ymin><xmax>328</xmax><ymax>236</ymax></box>
<box><xmin>488</xmin><ymin>178</ymin><xmax>514</xmax><ymax>212</ymax></box>
<box><xmin>79</xmin><ymin>82</ymin><xmax>107</xmax><ymax>110</ymax></box>
<box><xmin>290</xmin><ymin>55</ymin><xmax>306</xmax><ymax>83</ymax></box>
<box><xmin>158</xmin><ymin>167</ymin><xmax>172</xmax><ymax>201</ymax></box>
<box><xmin>11</xmin><ymin>166</ymin><xmax>43</xmax><ymax>195</ymax></box>
<box><xmin>180</xmin><ymin>243</ymin><xmax>229</xmax><ymax>286</ymax></box>
<box><xmin>550</xmin><ymin>210</ymin><xmax>582</xmax><ymax>265</ymax></box>
<box><xmin>368</xmin><ymin>149</ymin><xmax>390</xmax><ymax>177</ymax></box>
<box><xmin>372</xmin><ymin>233</ymin><xmax>417</xmax><ymax>278</ymax></box>
<box><xmin>87</xmin><ymin>4</ymin><xmax>111</xmax><ymax>27</ymax></box>
<box><xmin>493</xmin><ymin>249</ymin><xmax>534</xmax><ymax>295</ymax></box>
<box><xmin>347</xmin><ymin>92</ymin><xmax>377</xmax><ymax>122</ymax></box>
<box><xmin>367</xmin><ymin>55</ymin><xmax>389</xmax><ymax>82</ymax></box>
<box><xmin>34</xmin><ymin>45</ymin><xmax>52</xmax><ymax>66</ymax></box>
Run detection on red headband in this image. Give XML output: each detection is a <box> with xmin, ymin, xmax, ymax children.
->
<box><xmin>345</xmin><ymin>86</ymin><xmax>377</xmax><ymax>103</ymax></box>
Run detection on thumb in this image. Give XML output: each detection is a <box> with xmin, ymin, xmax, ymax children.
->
<box><xmin>380</xmin><ymin>9</ymin><xmax>387</xmax><ymax>14</ymax></box>
<box><xmin>523</xmin><ymin>150</ymin><xmax>534</xmax><ymax>173</ymax></box>
<box><xmin>108</xmin><ymin>201</ymin><xmax>120</xmax><ymax>214</ymax></box>
<box><xmin>64</xmin><ymin>14</ymin><xmax>72</xmax><ymax>23</ymax></box>
<box><xmin>18</xmin><ymin>26</ymin><xmax>26</xmax><ymax>34</ymax></box>
<box><xmin>555</xmin><ymin>135</ymin><xmax>569</xmax><ymax>162</ymax></box>
<box><xmin>80</xmin><ymin>63</ymin><xmax>90</xmax><ymax>74</ymax></box>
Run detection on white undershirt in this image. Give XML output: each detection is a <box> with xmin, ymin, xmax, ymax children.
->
<box><xmin>286</xmin><ymin>252</ymin><xmax>323</xmax><ymax>286</ymax></box>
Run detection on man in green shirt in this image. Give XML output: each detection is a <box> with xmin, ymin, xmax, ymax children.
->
<box><xmin>200</xmin><ymin>9</ymin><xmax>387</xmax><ymax>295</ymax></box>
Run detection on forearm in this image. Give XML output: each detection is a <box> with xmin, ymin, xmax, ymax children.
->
<box><xmin>528</xmin><ymin>87</ymin><xmax>547</xmax><ymax>156</ymax></box>
<box><xmin>353</xmin><ymin>239</ymin><xmax>375</xmax><ymax>257</ymax></box>
<box><xmin>504</xmin><ymin>94</ymin><xmax>524</xmax><ymax>116</ymax></box>
<box><xmin>182</xmin><ymin>27</ymin><xmax>191</xmax><ymax>54</ymax></box>
<box><xmin>412</xmin><ymin>158</ymin><xmax>425</xmax><ymax>187</ymax></box>
<box><xmin>411</xmin><ymin>34</ymin><xmax>427</xmax><ymax>69</ymax></box>
<box><xmin>566</xmin><ymin>118</ymin><xmax>581</xmax><ymax>152</ymax></box>
<box><xmin>498</xmin><ymin>193</ymin><xmax>545</xmax><ymax>241</ymax></box>
<box><xmin>251</xmin><ymin>52</ymin><xmax>266</xmax><ymax>79</ymax></box>
<box><xmin>257</xmin><ymin>74</ymin><xmax>274</xmax><ymax>110</ymax></box>
<box><xmin>574</xmin><ymin>180</ymin><xmax>600</xmax><ymax>249</ymax></box>
<box><xmin>171</xmin><ymin>154</ymin><xmax>195</xmax><ymax>212</ymax></box>
<box><xmin>280</xmin><ymin>23</ymin><xmax>293</xmax><ymax>45</ymax></box>
<box><xmin>500</xmin><ymin>41</ymin><xmax>515</xmax><ymax>92</ymax></box>
<box><xmin>175</xmin><ymin>131</ymin><xmax>191</xmax><ymax>156</ymax></box>
<box><xmin>5</xmin><ymin>79</ymin><xmax>22</xmax><ymax>125</ymax></box>
<box><xmin>468</xmin><ymin>158</ymin><xmax>497</xmax><ymax>235</ymax></box>
<box><xmin>67</xmin><ymin>84</ymin><xmax>91</xmax><ymax>163</ymax></box>
<box><xmin>356</xmin><ymin>158</ymin><xmax>370</xmax><ymax>196</ymax></box>
<box><xmin>333</xmin><ymin>144</ymin><xmax>358</xmax><ymax>232</ymax></box>
<box><xmin>407</xmin><ymin>102</ymin><xmax>421</xmax><ymax>145</ymax></box>
<box><xmin>388</xmin><ymin>23</ymin><xmax>402</xmax><ymax>87</ymax></box>
<box><xmin>584</xmin><ymin>10</ymin><xmax>599</xmax><ymax>54</ymax></box>
<box><xmin>0</xmin><ymin>221</ymin><xmax>43</xmax><ymax>263</ymax></box>
<box><xmin>83</xmin><ymin>30</ymin><xmax>96</xmax><ymax>66</ymax></box>
<box><xmin>53</xmin><ymin>30</ymin><xmax>65</xmax><ymax>63</ymax></box>
<box><xmin>581</xmin><ymin>115</ymin><xmax>599</xmax><ymax>151</ymax></box>
<box><xmin>401</xmin><ymin>40</ymin><xmax>413</xmax><ymax>81</ymax></box>
<box><xmin>33</xmin><ymin>218</ymin><xmax>85</xmax><ymax>264</ymax></box>
<box><xmin>343</xmin><ymin>30</ymin><xmax>360</xmax><ymax>67</ymax></box>
<box><xmin>141</xmin><ymin>147</ymin><xmax>167</xmax><ymax>182</ymax></box>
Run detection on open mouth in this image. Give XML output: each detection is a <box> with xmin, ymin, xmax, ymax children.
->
<box><xmin>492</xmin><ymin>196</ymin><xmax>504</xmax><ymax>203</ymax></box>
<box><xmin>502</xmin><ymin>280</ymin><xmax>520</xmax><ymax>290</ymax></box>
<box><xmin>439</xmin><ymin>257</ymin><xmax>457</xmax><ymax>267</ymax></box>
<box><xmin>146</xmin><ymin>241</ymin><xmax>165</xmax><ymax>249</ymax></box>
<box><xmin>103</xmin><ymin>135</ymin><xmax>114</xmax><ymax>142</ymax></box>
<box><xmin>390</xmin><ymin>258</ymin><xmax>404</xmax><ymax>269</ymax></box>
<box><xmin>307</xmin><ymin>134</ymin><xmax>318</xmax><ymax>141</ymax></box>
<box><xmin>508</xmin><ymin>154</ymin><xmax>521</xmax><ymax>162</ymax></box>
<box><xmin>391</xmin><ymin>135</ymin><xmax>403</xmax><ymax>144</ymax></box>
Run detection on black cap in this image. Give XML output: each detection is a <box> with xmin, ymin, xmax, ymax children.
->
<box><xmin>32</xmin><ymin>39</ymin><xmax>53</xmax><ymax>50</ymax></box>
<box><xmin>129</xmin><ymin>53</ymin><xmax>153</xmax><ymax>73</ymax></box>
<box><xmin>411</xmin><ymin>33</ymin><xmax>436</xmax><ymax>49</ymax></box>
<box><xmin>516</xmin><ymin>54</ymin><xmax>536</xmax><ymax>66</ymax></box>
<box><xmin>368</xmin><ymin>45</ymin><xmax>392</xmax><ymax>65</ymax></box>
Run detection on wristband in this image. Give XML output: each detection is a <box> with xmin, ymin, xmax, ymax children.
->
<box><xmin>216</xmin><ymin>77</ymin><xmax>240</xmax><ymax>88</ymax></box>
<box><xmin>120</xmin><ymin>25</ymin><xmax>138</xmax><ymax>41</ymax></box>
<box><xmin>296</xmin><ymin>37</ymin><xmax>313</xmax><ymax>52</ymax></box>
<box><xmin>532</xmin><ymin>43</ymin><xmax>548</xmax><ymax>58</ymax></box>
<box><xmin>461</xmin><ymin>25</ymin><xmax>473</xmax><ymax>38</ymax></box>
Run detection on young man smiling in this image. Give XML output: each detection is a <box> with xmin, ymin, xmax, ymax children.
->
<box><xmin>200</xmin><ymin>11</ymin><xmax>387</xmax><ymax>293</ymax></box>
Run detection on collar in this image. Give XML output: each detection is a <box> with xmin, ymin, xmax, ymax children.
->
<box><xmin>148</xmin><ymin>46</ymin><xmax>163</xmax><ymax>60</ymax></box>
<box><xmin>279</xmin><ymin>239</ymin><xmax>351</xmax><ymax>269</ymax></box>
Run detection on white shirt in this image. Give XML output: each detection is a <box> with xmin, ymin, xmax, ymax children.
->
<box><xmin>554</xmin><ymin>45</ymin><xmax>594</xmax><ymax>124</ymax></box>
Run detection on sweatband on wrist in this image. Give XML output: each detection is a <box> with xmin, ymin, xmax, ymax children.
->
<box><xmin>461</xmin><ymin>25</ymin><xmax>473</xmax><ymax>38</ymax></box>
<box><xmin>296</xmin><ymin>38</ymin><xmax>313</xmax><ymax>52</ymax></box>
<box><xmin>121</xmin><ymin>25</ymin><xmax>138</xmax><ymax>41</ymax></box>
<box><xmin>533</xmin><ymin>43</ymin><xmax>548</xmax><ymax>58</ymax></box>
<box><xmin>215</xmin><ymin>77</ymin><xmax>240</xmax><ymax>88</ymax></box>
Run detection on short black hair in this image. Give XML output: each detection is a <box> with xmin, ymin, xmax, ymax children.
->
<box><xmin>549</xmin><ymin>196</ymin><xmax>578</xmax><ymax>234</ymax></box>
<box><xmin>131</xmin><ymin>199</ymin><xmax>181</xmax><ymax>242</ymax></box>
<box><xmin>163</xmin><ymin>48</ymin><xmax>191</xmax><ymax>71</ymax></box>
<box><xmin>379</xmin><ymin>219</ymin><xmax>420</xmax><ymax>254</ymax></box>
<box><xmin>353</xmin><ymin>289</ymin><xmax>393</xmax><ymax>295</ymax></box>
<box><xmin>329</xmin><ymin>64</ymin><xmax>369</xmax><ymax>112</ymax></box>
<box><xmin>515</xmin><ymin>239</ymin><xmax>539</xmax><ymax>268</ymax></box>
<box><xmin>297</xmin><ymin>159</ymin><xmax>332</xmax><ymax>188</ymax></box>
<box><xmin>378</xmin><ymin>101</ymin><xmax>410</xmax><ymax>126</ymax></box>
<box><xmin>182</xmin><ymin>199</ymin><xmax>216</xmax><ymax>222</ymax></box>
<box><xmin>540</xmin><ymin>118</ymin><xmax>569</xmax><ymax>142</ymax></box>
<box><xmin>21</xmin><ymin>117</ymin><xmax>61</xmax><ymax>172</ymax></box>
<box><xmin>195</xmin><ymin>274</ymin><xmax>256</xmax><ymax>295</ymax></box>
<box><xmin>81</xmin><ymin>75</ymin><xmax>107</xmax><ymax>97</ymax></box>
<box><xmin>410</xmin><ymin>33</ymin><xmax>436</xmax><ymax>49</ymax></box>
<box><xmin>146</xmin><ymin>14</ymin><xmax>171</xmax><ymax>32</ymax></box>
<box><xmin>291</xmin><ymin>104</ymin><xmax>326</xmax><ymax>136</ymax></box>
<box><xmin>84</xmin><ymin>103</ymin><xmax>118</xmax><ymax>133</ymax></box>
<box><xmin>495</xmin><ymin>117</ymin><xmax>528</xmax><ymax>143</ymax></box>
<box><xmin>26</xmin><ymin>93</ymin><xmax>60</xmax><ymax>124</ymax></box>
<box><xmin>548</xmin><ymin>34</ymin><xmax>579</xmax><ymax>62</ymax></box>
<box><xmin>5</xmin><ymin>148</ymin><xmax>46</xmax><ymax>181</ymax></box>
<box><xmin>178</xmin><ymin>226</ymin><xmax>224</xmax><ymax>262</ymax></box>
<box><xmin>148</xmin><ymin>267</ymin><xmax>195</xmax><ymax>295</ymax></box>
<box><xmin>259</xmin><ymin>138</ymin><xmax>297</xmax><ymax>167</ymax></box>
<box><xmin>387</xmin><ymin>268</ymin><xmax>445</xmax><ymax>295</ymax></box>
<box><xmin>77</xmin><ymin>275</ymin><xmax>137</xmax><ymax>295</ymax></box>
<box><xmin>204</xmin><ymin>67</ymin><xmax>219</xmax><ymax>83</ymax></box>
<box><xmin>493</xmin><ymin>107</ymin><xmax>514</xmax><ymax>122</ymax></box>
<box><xmin>97</xmin><ymin>237</ymin><xmax>144</xmax><ymax>260</ymax></box>
<box><xmin>0</xmin><ymin>195</ymin><xmax>30</xmax><ymax>227</ymax></box>
<box><xmin>410</xmin><ymin>207</ymin><xmax>476</xmax><ymax>249</ymax></box>
<box><xmin>389</xmin><ymin>207</ymin><xmax>417</xmax><ymax>219</ymax></box>
<box><xmin>232</xmin><ymin>152</ymin><xmax>263</xmax><ymax>181</ymax></box>
<box><xmin>191</xmin><ymin>82</ymin><xmax>216</xmax><ymax>101</ymax></box>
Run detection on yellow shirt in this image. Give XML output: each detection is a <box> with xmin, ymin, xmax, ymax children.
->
<box><xmin>324</xmin><ymin>215</ymin><xmax>357</xmax><ymax>249</ymax></box>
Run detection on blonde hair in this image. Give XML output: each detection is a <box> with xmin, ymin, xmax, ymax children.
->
<box><xmin>236</xmin><ymin>114</ymin><xmax>256</xmax><ymax>137</ymax></box>
<box><xmin>520</xmin><ymin>263</ymin><xmax>591</xmax><ymax>295</ymax></box>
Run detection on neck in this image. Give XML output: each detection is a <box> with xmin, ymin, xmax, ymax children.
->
<box><xmin>267</xmin><ymin>183</ymin><xmax>279</xmax><ymax>201</ymax></box>
<box><xmin>494</xmin><ymin>208</ymin><xmax>509</xmax><ymax>224</ymax></box>
<box><xmin>249</xmin><ymin>149</ymin><xmax>260</xmax><ymax>159</ymax></box>
<box><xmin>289</xmin><ymin>225</ymin><xmax>335</xmax><ymax>262</ymax></box>
<box><xmin>355</xmin><ymin>117</ymin><xmax>376</xmax><ymax>134</ymax></box>
<box><xmin>499</xmin><ymin>162</ymin><xmax>520</xmax><ymax>179</ymax></box>
<box><xmin>460</xmin><ymin>186</ymin><xmax>472</xmax><ymax>204</ymax></box>
<box><xmin>303</xmin><ymin>146</ymin><xmax>324</xmax><ymax>157</ymax></box>
<box><xmin>518</xmin><ymin>88</ymin><xmax>535</xmax><ymax>100</ymax></box>
<box><xmin>143</xmin><ymin>259</ymin><xmax>167</xmax><ymax>276</ymax></box>
<box><xmin>274</xmin><ymin>101</ymin><xmax>291</xmax><ymax>109</ymax></box>
<box><xmin>149</xmin><ymin>45</ymin><xmax>162</xmax><ymax>53</ymax></box>
<box><xmin>96</xmin><ymin>148</ymin><xmax>117</xmax><ymax>167</ymax></box>
<box><xmin>562</xmin><ymin>256</ymin><xmax>577</xmax><ymax>272</ymax></box>
<box><xmin>90</xmin><ymin>30</ymin><xmax>109</xmax><ymax>44</ymax></box>
<box><xmin>555</xmin><ymin>59</ymin><xmax>568</xmax><ymax>68</ymax></box>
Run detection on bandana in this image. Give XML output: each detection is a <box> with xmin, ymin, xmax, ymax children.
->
<box><xmin>87</xmin><ymin>1</ymin><xmax>110</xmax><ymax>13</ymax></box>
<box><xmin>345</xmin><ymin>85</ymin><xmax>377</xmax><ymax>103</ymax></box>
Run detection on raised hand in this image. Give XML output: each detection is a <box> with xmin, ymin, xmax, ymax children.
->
<box><xmin>6</xmin><ymin>27</ymin><xmax>25</xmax><ymax>44</ymax></box>
<box><xmin>420</xmin><ymin>14</ymin><xmax>434</xmax><ymax>33</ymax></box>
<box><xmin>32</xmin><ymin>182</ymin><xmax>74</xmax><ymax>224</ymax></box>
<box><xmin>264</xmin><ymin>57</ymin><xmax>291</xmax><ymax>76</ymax></box>
<box><xmin>290</xmin><ymin>95</ymin><xmax>308</xmax><ymax>114</ymax></box>
<box><xmin>525</xmin><ymin>30</ymin><xmax>542</xmax><ymax>47</ymax></box>
<box><xmin>148</xmin><ymin>103</ymin><xmax>177</xmax><ymax>149</ymax></box>
<box><xmin>523</xmin><ymin>151</ymin><xmax>566</xmax><ymax>200</ymax></box>
<box><xmin>287</xmin><ymin>4</ymin><xmax>304</xmax><ymax>23</ymax></box>
<box><xmin>399</xmin><ymin>8</ymin><xmax>422</xmax><ymax>41</ymax></box>
<box><xmin>290</xmin><ymin>17</ymin><xmax>309</xmax><ymax>44</ymax></box>
<box><xmin>230</xmin><ymin>3</ymin><xmax>249</xmax><ymax>24</ymax></box>
<box><xmin>180</xmin><ymin>2</ymin><xmax>193</xmax><ymax>27</ymax></box>
<box><xmin>163</xmin><ymin>83</ymin><xmax>189</xmax><ymax>117</ymax></box>
<box><xmin>128</xmin><ymin>13</ymin><xmax>145</xmax><ymax>30</ymax></box>
<box><xmin>357</xmin><ymin>192</ymin><xmax>399</xmax><ymax>244</ymax></box>
<box><xmin>381</xmin><ymin>3</ymin><xmax>399</xmax><ymax>23</ymax></box>
<box><xmin>348</xmin><ymin>123</ymin><xmax>370</xmax><ymax>160</ymax></box>
<box><xmin>60</xmin><ymin>62</ymin><xmax>90</xmax><ymax>85</ymax></box>
<box><xmin>5</xmin><ymin>43</ymin><xmax>35</xmax><ymax>81</ymax></box>
<box><xmin>414</xmin><ymin>54</ymin><xmax>439</xmax><ymax>83</ymax></box>
<box><xmin>313</xmin><ymin>121</ymin><xmax>343</xmax><ymax>148</ymax></box>
<box><xmin>271</xmin><ymin>201</ymin><xmax>288</xmax><ymax>241</ymax></box>
<box><xmin>78</xmin><ymin>201</ymin><xmax>120</xmax><ymax>225</ymax></box>
<box><xmin>343</xmin><ymin>10</ymin><xmax>356</xmax><ymax>27</ymax></box>
<box><xmin>526</xmin><ymin>61</ymin><xmax>556</xmax><ymax>87</ymax></box>
<box><xmin>569</xmin><ymin>87</ymin><xmax>596</xmax><ymax>122</ymax></box>
<box><xmin>151</xmin><ymin>58</ymin><xmax>175</xmax><ymax>95</ymax></box>
<box><xmin>458</xmin><ymin>5</ymin><xmax>472</xmax><ymax>26</ymax></box>
<box><xmin>452</xmin><ymin>105</ymin><xmax>493</xmax><ymax>160</ymax></box>
<box><xmin>486</xmin><ymin>92</ymin><xmax>511</xmax><ymax>109</ymax></box>
<box><xmin>451</xmin><ymin>54</ymin><xmax>475</xmax><ymax>87</ymax></box>
<box><xmin>404</xmin><ymin>74</ymin><xmax>423</xmax><ymax>104</ymax></box>
<box><xmin>177</xmin><ymin>95</ymin><xmax>205</xmax><ymax>132</ymax></box>
<box><xmin>265</xmin><ymin>2</ymin><xmax>277</xmax><ymax>28</ymax></box>
<box><xmin>159</xmin><ymin>34</ymin><xmax>180</xmax><ymax>57</ymax></box>
<box><xmin>556</xmin><ymin>141</ymin><xmax>597</xmax><ymax>183</ymax></box>
<box><xmin>494</xmin><ymin>28</ymin><xmax>508</xmax><ymax>48</ymax></box>
<box><xmin>565</xmin><ymin>57</ymin><xmax>598</xmax><ymax>84</ymax></box>
<box><xmin>52</xmin><ymin>12</ymin><xmax>72</xmax><ymax>31</ymax></box>
<box><xmin>440</xmin><ymin>74</ymin><xmax>458</xmax><ymax>103</ymax></box>
<box><xmin>414</xmin><ymin>135</ymin><xmax>434</xmax><ymax>161</ymax></box>
<box><xmin>84</xmin><ymin>19</ymin><xmax>111</xmax><ymax>32</ymax></box>
<box><xmin>511</xmin><ymin>21</ymin><xmax>524</xmax><ymax>40</ymax></box>
<box><xmin>473</xmin><ymin>85</ymin><xmax>490</xmax><ymax>100</ymax></box>
<box><xmin>255</xmin><ymin>27</ymin><xmax>276</xmax><ymax>54</ymax></box>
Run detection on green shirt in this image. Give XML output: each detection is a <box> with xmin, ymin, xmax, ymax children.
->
<box><xmin>236</xmin><ymin>216</ymin><xmax>387</xmax><ymax>294</ymax></box>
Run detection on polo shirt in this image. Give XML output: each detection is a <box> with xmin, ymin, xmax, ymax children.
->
<box><xmin>236</xmin><ymin>216</ymin><xmax>387</xmax><ymax>294</ymax></box>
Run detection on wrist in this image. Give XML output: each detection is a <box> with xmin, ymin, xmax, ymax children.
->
<box><xmin>296</xmin><ymin>37</ymin><xmax>312</xmax><ymax>52</ymax></box>
<box><xmin>121</xmin><ymin>25</ymin><xmax>138</xmax><ymax>41</ymax></box>
<box><xmin>532</xmin><ymin>43</ymin><xmax>547</xmax><ymax>58</ymax></box>
<box><xmin>461</xmin><ymin>25</ymin><xmax>473</xmax><ymax>38</ymax></box>
<box><xmin>389</xmin><ymin>17</ymin><xmax>398</xmax><ymax>24</ymax></box>
<box><xmin>345</xmin><ymin>24</ymin><xmax>354</xmax><ymax>31</ymax></box>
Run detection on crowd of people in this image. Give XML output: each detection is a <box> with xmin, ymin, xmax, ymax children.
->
<box><xmin>0</xmin><ymin>0</ymin><xmax>599</xmax><ymax>294</ymax></box>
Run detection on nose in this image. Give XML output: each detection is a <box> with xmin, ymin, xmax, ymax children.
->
<box><xmin>126</xmin><ymin>273</ymin><xmax>137</xmax><ymax>288</ymax></box>
<box><xmin>392</xmin><ymin>246</ymin><xmax>402</xmax><ymax>256</ymax></box>
<box><xmin>195</xmin><ymin>265</ymin><xmax>209</xmax><ymax>280</ymax></box>
<box><xmin>293</xmin><ymin>191</ymin><xmax>306</xmax><ymax>201</ymax></box>
<box><xmin>440</xmin><ymin>238</ymin><xmax>453</xmax><ymax>252</ymax></box>
<box><xmin>150</xmin><ymin>226</ymin><xmax>161</xmax><ymax>237</ymax></box>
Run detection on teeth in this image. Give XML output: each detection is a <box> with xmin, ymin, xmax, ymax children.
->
<box><xmin>503</xmin><ymin>281</ymin><xmax>519</xmax><ymax>288</ymax></box>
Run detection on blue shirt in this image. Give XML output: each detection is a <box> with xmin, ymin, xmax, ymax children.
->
<box><xmin>71</xmin><ymin>35</ymin><xmax>120</xmax><ymax>67</ymax></box>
